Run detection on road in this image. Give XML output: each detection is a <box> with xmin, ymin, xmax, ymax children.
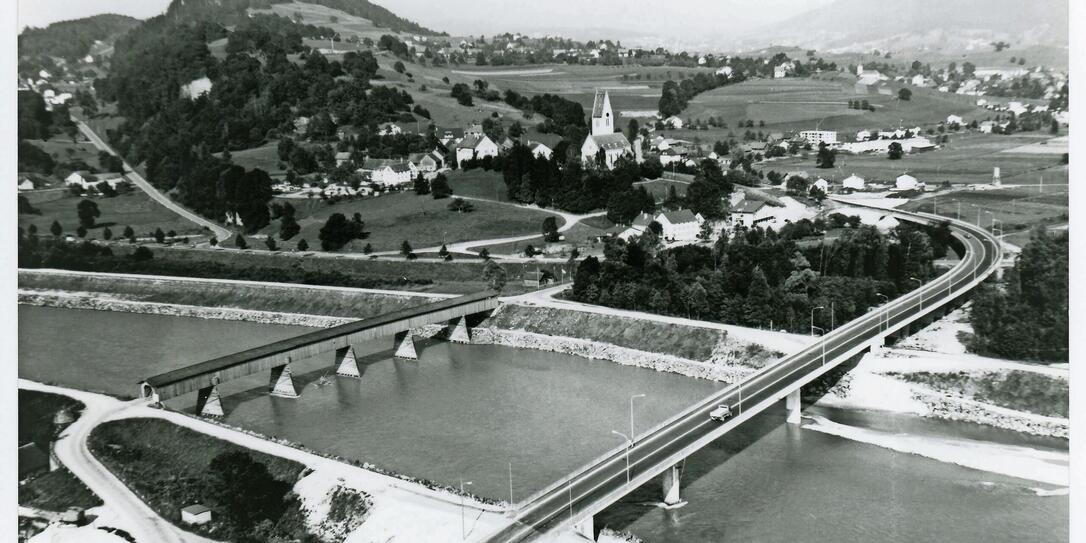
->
<box><xmin>20</xmin><ymin>380</ymin><xmax>215</xmax><ymax>543</ymax></box>
<box><xmin>75</xmin><ymin>119</ymin><xmax>233</xmax><ymax>241</ymax></box>
<box><xmin>481</xmin><ymin>206</ymin><xmax>1001</xmax><ymax>542</ymax></box>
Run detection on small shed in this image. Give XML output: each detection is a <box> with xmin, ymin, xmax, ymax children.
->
<box><xmin>522</xmin><ymin>270</ymin><xmax>553</xmax><ymax>288</ymax></box>
<box><xmin>181</xmin><ymin>504</ymin><xmax>212</xmax><ymax>525</ymax></box>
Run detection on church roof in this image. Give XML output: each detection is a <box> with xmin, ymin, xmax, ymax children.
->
<box><xmin>591</xmin><ymin>89</ymin><xmax>609</xmax><ymax>118</ymax></box>
<box><xmin>587</xmin><ymin>133</ymin><xmax>630</xmax><ymax>150</ymax></box>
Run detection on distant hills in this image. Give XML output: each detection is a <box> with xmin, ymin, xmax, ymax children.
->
<box><xmin>162</xmin><ymin>0</ymin><xmax>444</xmax><ymax>35</ymax></box>
<box><xmin>18</xmin><ymin>14</ymin><xmax>140</xmax><ymax>61</ymax></box>
<box><xmin>745</xmin><ymin>0</ymin><xmax>1068</xmax><ymax>53</ymax></box>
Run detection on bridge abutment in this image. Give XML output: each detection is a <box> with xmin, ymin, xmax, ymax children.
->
<box><xmin>269</xmin><ymin>363</ymin><xmax>299</xmax><ymax>397</ymax></box>
<box><xmin>195</xmin><ymin>385</ymin><xmax>224</xmax><ymax>417</ymax></box>
<box><xmin>334</xmin><ymin>346</ymin><xmax>361</xmax><ymax>377</ymax></box>
<box><xmin>662</xmin><ymin>464</ymin><xmax>682</xmax><ymax>506</ymax></box>
<box><xmin>572</xmin><ymin>516</ymin><xmax>596</xmax><ymax>541</ymax></box>
<box><xmin>785</xmin><ymin>388</ymin><xmax>802</xmax><ymax>425</ymax></box>
<box><xmin>448</xmin><ymin>316</ymin><xmax>471</xmax><ymax>344</ymax></box>
<box><xmin>394</xmin><ymin>331</ymin><xmax>418</xmax><ymax>359</ymax></box>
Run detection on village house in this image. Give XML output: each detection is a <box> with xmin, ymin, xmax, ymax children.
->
<box><xmin>842</xmin><ymin>174</ymin><xmax>866</xmax><ymax>190</ymax></box>
<box><xmin>408</xmin><ymin>151</ymin><xmax>444</xmax><ymax>173</ymax></box>
<box><xmin>812</xmin><ymin>178</ymin><xmax>830</xmax><ymax>192</ymax></box>
<box><xmin>731</xmin><ymin>199</ymin><xmax>775</xmax><ymax>228</ymax></box>
<box><xmin>656</xmin><ymin>209</ymin><xmax>704</xmax><ymax>242</ymax></box>
<box><xmin>580</xmin><ymin>90</ymin><xmax>633</xmax><ymax>170</ymax></box>
<box><xmin>618</xmin><ymin>212</ymin><xmax>655</xmax><ymax>240</ymax></box>
<box><xmin>181</xmin><ymin>504</ymin><xmax>212</xmax><ymax>525</ymax></box>
<box><xmin>360</xmin><ymin>158</ymin><xmax>416</xmax><ymax>186</ymax></box>
<box><xmin>895</xmin><ymin>173</ymin><xmax>922</xmax><ymax>191</ymax></box>
<box><xmin>663</xmin><ymin>115</ymin><xmax>684</xmax><ymax>129</ymax></box>
<box><xmin>65</xmin><ymin>171</ymin><xmax>124</xmax><ymax>190</ymax></box>
<box><xmin>528</xmin><ymin>141</ymin><xmax>553</xmax><ymax>160</ymax></box>
<box><xmin>455</xmin><ymin>134</ymin><xmax>500</xmax><ymax>166</ymax></box>
<box><xmin>465</xmin><ymin>123</ymin><xmax>484</xmax><ymax>138</ymax></box>
<box><xmin>946</xmin><ymin>114</ymin><xmax>964</xmax><ymax>125</ymax></box>
<box><xmin>799</xmin><ymin>130</ymin><xmax>838</xmax><ymax>146</ymax></box>
<box><xmin>18</xmin><ymin>177</ymin><xmax>36</xmax><ymax>191</ymax></box>
<box><xmin>334</xmin><ymin>152</ymin><xmax>352</xmax><ymax>167</ymax></box>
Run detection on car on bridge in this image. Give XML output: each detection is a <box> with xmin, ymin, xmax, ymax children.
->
<box><xmin>709</xmin><ymin>404</ymin><xmax>733</xmax><ymax>421</ymax></box>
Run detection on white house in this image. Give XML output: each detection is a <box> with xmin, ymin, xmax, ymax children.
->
<box><xmin>842</xmin><ymin>174</ymin><xmax>866</xmax><ymax>190</ymax></box>
<box><xmin>18</xmin><ymin>178</ymin><xmax>36</xmax><ymax>191</ymax></box>
<box><xmin>731</xmin><ymin>199</ymin><xmax>774</xmax><ymax>228</ymax></box>
<box><xmin>65</xmin><ymin>171</ymin><xmax>124</xmax><ymax>190</ymax></box>
<box><xmin>895</xmin><ymin>173</ymin><xmax>921</xmax><ymax>191</ymax></box>
<box><xmin>656</xmin><ymin>209</ymin><xmax>704</xmax><ymax>242</ymax></box>
<box><xmin>716</xmin><ymin>66</ymin><xmax>733</xmax><ymax>77</ymax></box>
<box><xmin>455</xmin><ymin>134</ymin><xmax>500</xmax><ymax>166</ymax></box>
<box><xmin>812</xmin><ymin>178</ymin><xmax>830</xmax><ymax>192</ymax></box>
<box><xmin>855</xmin><ymin>130</ymin><xmax>873</xmax><ymax>142</ymax></box>
<box><xmin>979</xmin><ymin>120</ymin><xmax>996</xmax><ymax>133</ymax></box>
<box><xmin>663</xmin><ymin>115</ymin><xmax>684</xmax><ymax>129</ymax></box>
<box><xmin>528</xmin><ymin>141</ymin><xmax>553</xmax><ymax>160</ymax></box>
<box><xmin>618</xmin><ymin>212</ymin><xmax>655</xmax><ymax>240</ymax></box>
<box><xmin>361</xmin><ymin>159</ymin><xmax>416</xmax><ymax>186</ymax></box>
<box><xmin>181</xmin><ymin>505</ymin><xmax>212</xmax><ymax>525</ymax></box>
<box><xmin>377</xmin><ymin>122</ymin><xmax>403</xmax><ymax>136</ymax></box>
<box><xmin>799</xmin><ymin>130</ymin><xmax>838</xmax><ymax>146</ymax></box>
<box><xmin>911</xmin><ymin>74</ymin><xmax>928</xmax><ymax>87</ymax></box>
<box><xmin>334</xmin><ymin>152</ymin><xmax>352</xmax><ymax>166</ymax></box>
<box><xmin>946</xmin><ymin>114</ymin><xmax>964</xmax><ymax>126</ymax></box>
<box><xmin>773</xmin><ymin>64</ymin><xmax>789</xmax><ymax>79</ymax></box>
<box><xmin>581</xmin><ymin>90</ymin><xmax>632</xmax><ymax>170</ymax></box>
<box><xmin>181</xmin><ymin>76</ymin><xmax>213</xmax><ymax>100</ymax></box>
<box><xmin>408</xmin><ymin>151</ymin><xmax>443</xmax><ymax>172</ymax></box>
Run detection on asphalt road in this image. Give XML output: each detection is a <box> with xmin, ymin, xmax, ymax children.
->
<box><xmin>482</xmin><ymin>209</ymin><xmax>1000</xmax><ymax>542</ymax></box>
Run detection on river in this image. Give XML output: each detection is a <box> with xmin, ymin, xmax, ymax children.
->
<box><xmin>18</xmin><ymin>306</ymin><xmax>1068</xmax><ymax>540</ymax></box>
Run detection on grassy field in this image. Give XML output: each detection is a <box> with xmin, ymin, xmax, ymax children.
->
<box><xmin>260</xmin><ymin>190</ymin><xmax>559</xmax><ymax>252</ymax></box>
<box><xmin>680</xmin><ymin>75</ymin><xmax>991</xmax><ymax>135</ymax></box>
<box><xmin>760</xmin><ymin>133</ymin><xmax>1069</xmax><ymax>186</ymax></box>
<box><xmin>24</xmin><ymin>137</ymin><xmax>104</xmax><ymax>171</ymax></box>
<box><xmin>89</xmin><ymin>418</ymin><xmax>305</xmax><ymax>538</ymax></box>
<box><xmin>900</xmin><ymin>186</ymin><xmax>1068</xmax><ymax>234</ymax></box>
<box><xmin>19</xmin><ymin>191</ymin><xmax>206</xmax><ymax>238</ymax></box>
<box><xmin>19</xmin><ymin>468</ymin><xmax>103</xmax><ymax>512</ymax></box>
<box><xmin>634</xmin><ymin>178</ymin><xmax>690</xmax><ymax>201</ymax></box>
<box><xmin>444</xmin><ymin>169</ymin><xmax>511</xmax><ymax>202</ymax></box>
<box><xmin>221</xmin><ymin>141</ymin><xmax>285</xmax><ymax>175</ymax></box>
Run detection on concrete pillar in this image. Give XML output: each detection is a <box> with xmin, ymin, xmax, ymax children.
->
<box><xmin>334</xmin><ymin>345</ymin><xmax>361</xmax><ymax>378</ymax></box>
<box><xmin>786</xmin><ymin>388</ymin><xmax>802</xmax><ymax>425</ymax></box>
<box><xmin>662</xmin><ymin>464</ymin><xmax>682</xmax><ymax>506</ymax></box>
<box><xmin>868</xmin><ymin>335</ymin><xmax>885</xmax><ymax>355</ymax></box>
<box><xmin>394</xmin><ymin>331</ymin><xmax>417</xmax><ymax>360</ymax></box>
<box><xmin>572</xmin><ymin>516</ymin><xmax>596</xmax><ymax>541</ymax></box>
<box><xmin>269</xmin><ymin>364</ymin><xmax>299</xmax><ymax>397</ymax></box>
<box><xmin>448</xmin><ymin>317</ymin><xmax>471</xmax><ymax>344</ymax></box>
<box><xmin>196</xmin><ymin>385</ymin><xmax>225</xmax><ymax>417</ymax></box>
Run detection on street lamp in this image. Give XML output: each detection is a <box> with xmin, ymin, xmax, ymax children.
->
<box><xmin>876</xmin><ymin>293</ymin><xmax>889</xmax><ymax>332</ymax></box>
<box><xmin>812</xmin><ymin>325</ymin><xmax>826</xmax><ymax>365</ymax></box>
<box><xmin>459</xmin><ymin>478</ymin><xmax>473</xmax><ymax>540</ymax></box>
<box><xmin>810</xmin><ymin>306</ymin><xmax>824</xmax><ymax>336</ymax></box>
<box><xmin>629</xmin><ymin>394</ymin><xmax>646</xmax><ymax>440</ymax></box>
<box><xmin>909</xmin><ymin>277</ymin><xmax>923</xmax><ymax>309</ymax></box>
<box><xmin>611</xmin><ymin>430</ymin><xmax>632</xmax><ymax>485</ymax></box>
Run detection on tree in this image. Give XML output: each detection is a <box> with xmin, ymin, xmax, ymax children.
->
<box><xmin>524</xmin><ymin>244</ymin><xmax>536</xmax><ymax>257</ymax></box>
<box><xmin>430</xmin><ymin>174</ymin><xmax>452</xmax><ymax>199</ymax></box>
<box><xmin>887</xmin><ymin>141</ymin><xmax>904</xmax><ymax>160</ymax></box>
<box><xmin>76</xmin><ymin>199</ymin><xmax>100</xmax><ymax>228</ymax></box>
<box><xmin>479</xmin><ymin>247</ymin><xmax>491</xmax><ymax>260</ymax></box>
<box><xmin>785</xmin><ymin>175</ymin><xmax>809</xmax><ymax>195</ymax></box>
<box><xmin>413</xmin><ymin>174</ymin><xmax>430</xmax><ymax>195</ymax></box>
<box><xmin>393</xmin><ymin>60</ymin><xmax>406</xmax><ymax>73</ymax></box>
<box><xmin>297</xmin><ymin>238</ymin><xmax>309</xmax><ymax>251</ymax></box>
<box><xmin>897</xmin><ymin>88</ymin><xmax>912</xmax><ymax>101</ymax></box>
<box><xmin>209</xmin><ymin>451</ymin><xmax>291</xmax><ymax>530</ymax></box>
<box><xmin>318</xmin><ymin>213</ymin><xmax>362</xmax><ymax>251</ymax></box>
<box><xmin>447</xmin><ymin>197</ymin><xmax>474</xmax><ymax>212</ymax></box>
<box><xmin>400</xmin><ymin>240</ymin><xmax>413</xmax><ymax>258</ymax></box>
<box><xmin>438</xmin><ymin>244</ymin><xmax>449</xmax><ymax>259</ymax></box>
<box><xmin>816</xmin><ymin>142</ymin><xmax>836</xmax><ymax>168</ymax></box>
<box><xmin>482</xmin><ymin>259</ymin><xmax>506</xmax><ymax>289</ymax></box>
<box><xmin>542</xmin><ymin>216</ymin><xmax>560</xmax><ymax>242</ymax></box>
<box><xmin>132</xmin><ymin>246</ymin><xmax>154</xmax><ymax>261</ymax></box>
<box><xmin>103</xmin><ymin>227</ymin><xmax>113</xmax><ymax>240</ymax></box>
<box><xmin>235</xmin><ymin>234</ymin><xmax>248</xmax><ymax>249</ymax></box>
<box><xmin>76</xmin><ymin>225</ymin><xmax>88</xmax><ymax>238</ymax></box>
<box><xmin>264</xmin><ymin>235</ymin><xmax>277</xmax><ymax>251</ymax></box>
<box><xmin>153</xmin><ymin>227</ymin><xmax>166</xmax><ymax>243</ymax></box>
<box><xmin>122</xmin><ymin>225</ymin><xmax>134</xmax><ymax>242</ymax></box>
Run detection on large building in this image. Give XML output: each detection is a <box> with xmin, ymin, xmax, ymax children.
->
<box><xmin>581</xmin><ymin>90</ymin><xmax>632</xmax><ymax>169</ymax></box>
<box><xmin>799</xmin><ymin>130</ymin><xmax>838</xmax><ymax>146</ymax></box>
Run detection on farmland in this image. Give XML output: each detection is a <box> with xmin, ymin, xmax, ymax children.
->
<box><xmin>900</xmin><ymin>186</ymin><xmax>1068</xmax><ymax>236</ymax></box>
<box><xmin>18</xmin><ymin>191</ymin><xmax>207</xmax><ymax>239</ymax></box>
<box><xmin>259</xmin><ymin>190</ymin><xmax>560</xmax><ymax>252</ymax></box>
<box><xmin>758</xmin><ymin>132</ymin><xmax>1068</xmax><ymax>186</ymax></box>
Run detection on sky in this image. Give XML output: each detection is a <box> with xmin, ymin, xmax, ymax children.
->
<box><xmin>19</xmin><ymin>0</ymin><xmax>833</xmax><ymax>45</ymax></box>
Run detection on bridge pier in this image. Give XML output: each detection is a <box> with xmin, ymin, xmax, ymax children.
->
<box><xmin>334</xmin><ymin>346</ymin><xmax>361</xmax><ymax>377</ymax></box>
<box><xmin>195</xmin><ymin>385</ymin><xmax>224</xmax><ymax>417</ymax></box>
<box><xmin>269</xmin><ymin>363</ymin><xmax>299</xmax><ymax>397</ymax></box>
<box><xmin>662</xmin><ymin>464</ymin><xmax>682</xmax><ymax>506</ymax></box>
<box><xmin>448</xmin><ymin>316</ymin><xmax>471</xmax><ymax>344</ymax></box>
<box><xmin>785</xmin><ymin>388</ymin><xmax>802</xmax><ymax>425</ymax></box>
<box><xmin>572</xmin><ymin>516</ymin><xmax>596</xmax><ymax>541</ymax></box>
<box><xmin>394</xmin><ymin>331</ymin><xmax>418</xmax><ymax>359</ymax></box>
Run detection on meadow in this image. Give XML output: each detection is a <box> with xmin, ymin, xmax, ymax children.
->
<box><xmin>19</xmin><ymin>190</ymin><xmax>207</xmax><ymax>238</ymax></box>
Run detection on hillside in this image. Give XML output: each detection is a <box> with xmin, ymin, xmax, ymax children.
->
<box><xmin>163</xmin><ymin>0</ymin><xmax>444</xmax><ymax>36</ymax></box>
<box><xmin>749</xmin><ymin>0</ymin><xmax>1068</xmax><ymax>53</ymax></box>
<box><xmin>18</xmin><ymin>14</ymin><xmax>140</xmax><ymax>61</ymax></box>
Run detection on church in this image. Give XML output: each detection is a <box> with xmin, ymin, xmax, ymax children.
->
<box><xmin>580</xmin><ymin>90</ymin><xmax>633</xmax><ymax>169</ymax></box>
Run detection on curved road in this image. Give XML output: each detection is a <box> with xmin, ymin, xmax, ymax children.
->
<box><xmin>75</xmin><ymin>119</ymin><xmax>233</xmax><ymax>241</ymax></box>
<box><xmin>481</xmin><ymin>206</ymin><xmax>1002</xmax><ymax>542</ymax></box>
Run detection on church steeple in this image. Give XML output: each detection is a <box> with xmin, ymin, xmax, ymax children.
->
<box><xmin>591</xmin><ymin>89</ymin><xmax>614</xmax><ymax>136</ymax></box>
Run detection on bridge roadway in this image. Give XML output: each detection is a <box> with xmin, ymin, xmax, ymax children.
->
<box><xmin>482</xmin><ymin>208</ymin><xmax>1002</xmax><ymax>542</ymax></box>
<box><xmin>140</xmin><ymin>290</ymin><xmax>499</xmax><ymax>403</ymax></box>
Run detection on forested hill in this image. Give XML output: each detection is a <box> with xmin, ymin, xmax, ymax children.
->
<box><xmin>18</xmin><ymin>14</ymin><xmax>140</xmax><ymax>61</ymax></box>
<box><xmin>163</xmin><ymin>0</ymin><xmax>445</xmax><ymax>36</ymax></box>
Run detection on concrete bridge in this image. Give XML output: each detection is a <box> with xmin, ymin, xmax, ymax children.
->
<box><xmin>139</xmin><ymin>291</ymin><xmax>499</xmax><ymax>415</ymax></box>
<box><xmin>482</xmin><ymin>207</ymin><xmax>1003</xmax><ymax>542</ymax></box>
